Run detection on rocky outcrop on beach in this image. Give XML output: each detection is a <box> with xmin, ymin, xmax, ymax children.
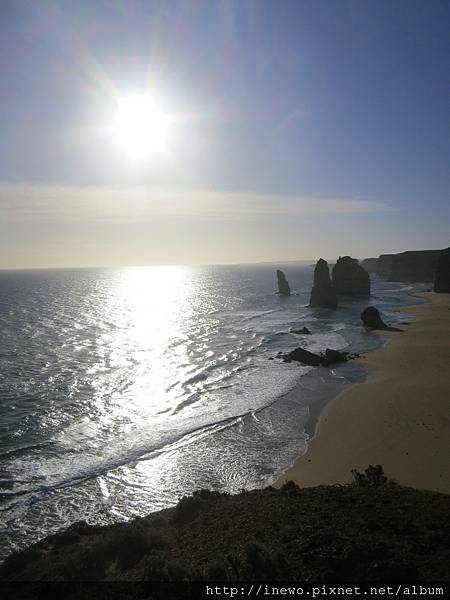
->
<box><xmin>276</xmin><ymin>269</ymin><xmax>291</xmax><ymax>295</ymax></box>
<box><xmin>361</xmin><ymin>307</ymin><xmax>402</xmax><ymax>331</ymax></box>
<box><xmin>434</xmin><ymin>247</ymin><xmax>450</xmax><ymax>293</ymax></box>
<box><xmin>281</xmin><ymin>347</ymin><xmax>355</xmax><ymax>366</ymax></box>
<box><xmin>308</xmin><ymin>259</ymin><xmax>338</xmax><ymax>309</ymax></box>
<box><xmin>332</xmin><ymin>256</ymin><xmax>370</xmax><ymax>296</ymax></box>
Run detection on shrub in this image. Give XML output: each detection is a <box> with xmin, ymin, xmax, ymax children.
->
<box><xmin>280</xmin><ymin>480</ymin><xmax>300</xmax><ymax>494</ymax></box>
<box><xmin>351</xmin><ymin>465</ymin><xmax>388</xmax><ymax>487</ymax></box>
<box><xmin>174</xmin><ymin>495</ymin><xmax>203</xmax><ymax>524</ymax></box>
<box><xmin>192</xmin><ymin>489</ymin><xmax>221</xmax><ymax>501</ymax></box>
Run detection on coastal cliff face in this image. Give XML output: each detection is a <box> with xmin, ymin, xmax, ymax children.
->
<box><xmin>434</xmin><ymin>247</ymin><xmax>450</xmax><ymax>293</ymax></box>
<box><xmin>332</xmin><ymin>256</ymin><xmax>370</xmax><ymax>296</ymax></box>
<box><xmin>364</xmin><ymin>250</ymin><xmax>443</xmax><ymax>283</ymax></box>
<box><xmin>309</xmin><ymin>259</ymin><xmax>338</xmax><ymax>309</ymax></box>
<box><xmin>276</xmin><ymin>269</ymin><xmax>291</xmax><ymax>295</ymax></box>
<box><xmin>389</xmin><ymin>250</ymin><xmax>442</xmax><ymax>283</ymax></box>
<box><xmin>377</xmin><ymin>254</ymin><xmax>394</xmax><ymax>279</ymax></box>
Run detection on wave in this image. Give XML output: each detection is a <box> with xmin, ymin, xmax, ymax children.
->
<box><xmin>0</xmin><ymin>411</ymin><xmax>252</xmax><ymax>506</ymax></box>
<box><xmin>0</xmin><ymin>441</ymin><xmax>54</xmax><ymax>461</ymax></box>
<box><xmin>0</xmin><ymin>373</ymin><xmax>308</xmax><ymax>509</ymax></box>
<box><xmin>241</xmin><ymin>308</ymin><xmax>282</xmax><ymax>321</ymax></box>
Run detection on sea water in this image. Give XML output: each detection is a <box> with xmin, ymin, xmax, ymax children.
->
<box><xmin>0</xmin><ymin>263</ymin><xmax>426</xmax><ymax>560</ymax></box>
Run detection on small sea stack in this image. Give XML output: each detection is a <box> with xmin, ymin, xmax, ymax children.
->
<box><xmin>308</xmin><ymin>259</ymin><xmax>338</xmax><ymax>309</ymax></box>
<box><xmin>276</xmin><ymin>269</ymin><xmax>291</xmax><ymax>295</ymax></box>
<box><xmin>434</xmin><ymin>247</ymin><xmax>450</xmax><ymax>293</ymax></box>
<box><xmin>332</xmin><ymin>256</ymin><xmax>370</xmax><ymax>296</ymax></box>
<box><xmin>361</xmin><ymin>306</ymin><xmax>402</xmax><ymax>331</ymax></box>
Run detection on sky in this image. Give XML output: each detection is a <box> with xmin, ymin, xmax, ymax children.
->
<box><xmin>0</xmin><ymin>0</ymin><xmax>449</xmax><ymax>268</ymax></box>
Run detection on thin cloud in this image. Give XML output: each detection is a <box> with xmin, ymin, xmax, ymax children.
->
<box><xmin>0</xmin><ymin>183</ymin><xmax>392</xmax><ymax>226</ymax></box>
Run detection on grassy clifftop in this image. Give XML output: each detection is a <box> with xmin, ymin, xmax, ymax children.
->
<box><xmin>1</xmin><ymin>469</ymin><xmax>449</xmax><ymax>582</ymax></box>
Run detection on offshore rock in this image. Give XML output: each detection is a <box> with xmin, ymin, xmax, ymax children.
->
<box><xmin>361</xmin><ymin>307</ymin><xmax>402</xmax><ymax>332</ymax></box>
<box><xmin>309</xmin><ymin>259</ymin><xmax>338</xmax><ymax>309</ymax></box>
<box><xmin>361</xmin><ymin>258</ymin><xmax>379</xmax><ymax>274</ymax></box>
<box><xmin>434</xmin><ymin>247</ymin><xmax>450</xmax><ymax>293</ymax></box>
<box><xmin>332</xmin><ymin>256</ymin><xmax>370</xmax><ymax>296</ymax></box>
<box><xmin>276</xmin><ymin>270</ymin><xmax>291</xmax><ymax>295</ymax></box>
<box><xmin>291</xmin><ymin>326</ymin><xmax>311</xmax><ymax>335</ymax></box>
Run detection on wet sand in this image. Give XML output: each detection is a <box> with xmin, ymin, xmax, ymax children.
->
<box><xmin>276</xmin><ymin>292</ymin><xmax>450</xmax><ymax>494</ymax></box>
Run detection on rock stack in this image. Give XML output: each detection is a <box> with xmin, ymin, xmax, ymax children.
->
<box><xmin>434</xmin><ymin>248</ymin><xmax>450</xmax><ymax>293</ymax></box>
<box><xmin>309</xmin><ymin>259</ymin><xmax>338</xmax><ymax>309</ymax></box>
<box><xmin>276</xmin><ymin>269</ymin><xmax>291</xmax><ymax>295</ymax></box>
<box><xmin>361</xmin><ymin>307</ymin><xmax>402</xmax><ymax>332</ymax></box>
<box><xmin>332</xmin><ymin>256</ymin><xmax>370</xmax><ymax>296</ymax></box>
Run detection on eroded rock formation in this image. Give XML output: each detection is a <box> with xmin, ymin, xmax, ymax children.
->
<box><xmin>361</xmin><ymin>258</ymin><xmax>379</xmax><ymax>274</ymax></box>
<box><xmin>361</xmin><ymin>307</ymin><xmax>402</xmax><ymax>331</ymax></box>
<box><xmin>276</xmin><ymin>269</ymin><xmax>291</xmax><ymax>295</ymax></box>
<box><xmin>332</xmin><ymin>256</ymin><xmax>370</xmax><ymax>296</ymax></box>
<box><xmin>434</xmin><ymin>248</ymin><xmax>450</xmax><ymax>293</ymax></box>
<box><xmin>309</xmin><ymin>259</ymin><xmax>338</xmax><ymax>309</ymax></box>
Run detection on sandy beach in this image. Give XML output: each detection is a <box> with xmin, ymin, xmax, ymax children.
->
<box><xmin>277</xmin><ymin>292</ymin><xmax>450</xmax><ymax>494</ymax></box>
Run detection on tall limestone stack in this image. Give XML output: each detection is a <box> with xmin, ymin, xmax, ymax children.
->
<box><xmin>434</xmin><ymin>247</ymin><xmax>450</xmax><ymax>293</ymax></box>
<box><xmin>361</xmin><ymin>257</ymin><xmax>379</xmax><ymax>273</ymax></box>
<box><xmin>332</xmin><ymin>256</ymin><xmax>370</xmax><ymax>296</ymax></box>
<box><xmin>309</xmin><ymin>259</ymin><xmax>338</xmax><ymax>309</ymax></box>
<box><xmin>276</xmin><ymin>269</ymin><xmax>291</xmax><ymax>295</ymax></box>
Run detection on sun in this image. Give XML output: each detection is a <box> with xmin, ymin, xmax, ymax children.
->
<box><xmin>111</xmin><ymin>95</ymin><xmax>172</xmax><ymax>159</ymax></box>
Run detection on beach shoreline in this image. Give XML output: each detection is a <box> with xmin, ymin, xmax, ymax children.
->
<box><xmin>276</xmin><ymin>292</ymin><xmax>450</xmax><ymax>494</ymax></box>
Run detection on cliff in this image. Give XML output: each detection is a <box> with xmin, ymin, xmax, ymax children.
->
<box><xmin>1</xmin><ymin>471</ymin><xmax>449</xmax><ymax>582</ymax></box>
<box><xmin>434</xmin><ymin>247</ymin><xmax>450</xmax><ymax>293</ymax></box>
<box><xmin>389</xmin><ymin>250</ymin><xmax>442</xmax><ymax>283</ymax></box>
<box><xmin>365</xmin><ymin>250</ymin><xmax>443</xmax><ymax>283</ymax></box>
<box><xmin>377</xmin><ymin>254</ymin><xmax>394</xmax><ymax>279</ymax></box>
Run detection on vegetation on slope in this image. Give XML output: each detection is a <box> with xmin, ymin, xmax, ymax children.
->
<box><xmin>1</xmin><ymin>468</ymin><xmax>449</xmax><ymax>582</ymax></box>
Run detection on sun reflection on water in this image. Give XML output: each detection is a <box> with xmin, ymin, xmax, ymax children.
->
<box><xmin>101</xmin><ymin>265</ymin><xmax>192</xmax><ymax>416</ymax></box>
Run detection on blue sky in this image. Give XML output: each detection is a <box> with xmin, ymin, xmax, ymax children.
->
<box><xmin>1</xmin><ymin>0</ymin><xmax>449</xmax><ymax>267</ymax></box>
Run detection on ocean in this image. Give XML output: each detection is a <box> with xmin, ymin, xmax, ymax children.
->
<box><xmin>0</xmin><ymin>263</ymin><xmax>426</xmax><ymax>560</ymax></box>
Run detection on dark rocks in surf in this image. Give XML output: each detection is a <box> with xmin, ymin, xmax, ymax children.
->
<box><xmin>434</xmin><ymin>247</ymin><xmax>450</xmax><ymax>293</ymax></box>
<box><xmin>309</xmin><ymin>259</ymin><xmax>338</xmax><ymax>309</ymax></box>
<box><xmin>323</xmin><ymin>348</ymin><xmax>348</xmax><ymax>365</ymax></box>
<box><xmin>281</xmin><ymin>347</ymin><xmax>349</xmax><ymax>367</ymax></box>
<box><xmin>361</xmin><ymin>306</ymin><xmax>402</xmax><ymax>331</ymax></box>
<box><xmin>332</xmin><ymin>256</ymin><xmax>370</xmax><ymax>296</ymax></box>
<box><xmin>291</xmin><ymin>326</ymin><xmax>311</xmax><ymax>335</ymax></box>
<box><xmin>283</xmin><ymin>347</ymin><xmax>323</xmax><ymax>366</ymax></box>
<box><xmin>276</xmin><ymin>270</ymin><xmax>291</xmax><ymax>295</ymax></box>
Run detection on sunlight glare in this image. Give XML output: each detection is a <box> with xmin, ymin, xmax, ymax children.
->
<box><xmin>111</xmin><ymin>95</ymin><xmax>172</xmax><ymax>159</ymax></box>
